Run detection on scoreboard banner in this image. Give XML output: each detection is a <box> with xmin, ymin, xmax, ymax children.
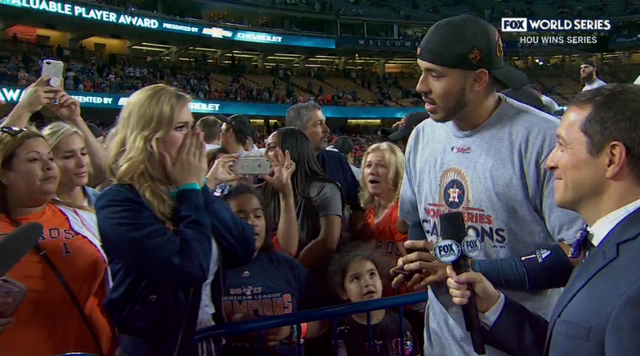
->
<box><xmin>0</xmin><ymin>0</ymin><xmax>336</xmax><ymax>49</ymax></box>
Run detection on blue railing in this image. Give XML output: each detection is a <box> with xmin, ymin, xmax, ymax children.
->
<box><xmin>196</xmin><ymin>291</ymin><xmax>428</xmax><ymax>356</ymax></box>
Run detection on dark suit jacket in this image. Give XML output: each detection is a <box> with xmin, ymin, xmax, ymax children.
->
<box><xmin>483</xmin><ymin>206</ymin><xmax>640</xmax><ymax>356</ymax></box>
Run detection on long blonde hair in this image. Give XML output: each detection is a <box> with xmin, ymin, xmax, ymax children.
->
<box><xmin>107</xmin><ymin>84</ymin><xmax>192</xmax><ymax>223</ymax></box>
<box><xmin>42</xmin><ymin>122</ymin><xmax>97</xmax><ymax>210</ymax></box>
<box><xmin>358</xmin><ymin>142</ymin><xmax>406</xmax><ymax>210</ymax></box>
<box><xmin>41</xmin><ymin>121</ymin><xmax>85</xmax><ymax>151</ymax></box>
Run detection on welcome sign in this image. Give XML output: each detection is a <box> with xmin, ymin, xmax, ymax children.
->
<box><xmin>0</xmin><ymin>0</ymin><xmax>335</xmax><ymax>48</ymax></box>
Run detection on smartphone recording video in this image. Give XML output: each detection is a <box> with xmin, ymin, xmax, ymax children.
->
<box><xmin>233</xmin><ymin>156</ymin><xmax>272</xmax><ymax>176</ymax></box>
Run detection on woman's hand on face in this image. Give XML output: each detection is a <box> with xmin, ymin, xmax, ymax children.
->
<box><xmin>260</xmin><ymin>148</ymin><xmax>295</xmax><ymax>196</ymax></box>
<box><xmin>161</xmin><ymin>129</ymin><xmax>208</xmax><ymax>188</ymax></box>
<box><xmin>206</xmin><ymin>154</ymin><xmax>241</xmax><ymax>187</ymax></box>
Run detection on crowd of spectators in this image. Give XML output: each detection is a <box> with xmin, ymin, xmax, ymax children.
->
<box><xmin>0</xmin><ymin>40</ymin><xmax>420</xmax><ymax>107</ymax></box>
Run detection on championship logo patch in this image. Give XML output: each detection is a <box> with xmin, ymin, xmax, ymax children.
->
<box><xmin>468</xmin><ymin>48</ymin><xmax>483</xmax><ymax>64</ymax></box>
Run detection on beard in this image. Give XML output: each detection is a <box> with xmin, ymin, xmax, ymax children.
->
<box><xmin>431</xmin><ymin>86</ymin><xmax>469</xmax><ymax>124</ymax></box>
<box><xmin>580</xmin><ymin>71</ymin><xmax>595</xmax><ymax>85</ymax></box>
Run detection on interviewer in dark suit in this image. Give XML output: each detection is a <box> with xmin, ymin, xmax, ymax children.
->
<box><xmin>447</xmin><ymin>83</ymin><xmax>640</xmax><ymax>356</ymax></box>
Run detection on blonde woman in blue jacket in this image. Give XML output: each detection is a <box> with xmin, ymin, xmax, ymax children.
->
<box><xmin>96</xmin><ymin>84</ymin><xmax>255</xmax><ymax>356</ymax></box>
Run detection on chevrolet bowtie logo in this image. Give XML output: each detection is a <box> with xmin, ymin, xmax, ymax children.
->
<box><xmin>203</xmin><ymin>27</ymin><xmax>233</xmax><ymax>39</ymax></box>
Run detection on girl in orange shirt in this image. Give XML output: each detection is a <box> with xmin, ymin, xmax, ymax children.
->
<box><xmin>0</xmin><ymin>97</ymin><xmax>115</xmax><ymax>355</ymax></box>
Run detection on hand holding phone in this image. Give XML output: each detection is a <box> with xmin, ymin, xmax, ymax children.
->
<box><xmin>41</xmin><ymin>59</ymin><xmax>64</xmax><ymax>88</ymax></box>
<box><xmin>390</xmin><ymin>265</ymin><xmax>419</xmax><ymax>279</ymax></box>
<box><xmin>41</xmin><ymin>59</ymin><xmax>64</xmax><ymax>105</ymax></box>
<box><xmin>234</xmin><ymin>156</ymin><xmax>272</xmax><ymax>176</ymax></box>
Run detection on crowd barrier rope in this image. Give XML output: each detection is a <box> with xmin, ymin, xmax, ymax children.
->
<box><xmin>196</xmin><ymin>291</ymin><xmax>429</xmax><ymax>356</ymax></box>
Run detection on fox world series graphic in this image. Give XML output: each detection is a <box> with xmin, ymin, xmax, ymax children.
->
<box><xmin>420</xmin><ymin>167</ymin><xmax>508</xmax><ymax>250</ymax></box>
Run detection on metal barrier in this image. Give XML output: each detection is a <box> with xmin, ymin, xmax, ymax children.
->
<box><xmin>196</xmin><ymin>291</ymin><xmax>428</xmax><ymax>356</ymax></box>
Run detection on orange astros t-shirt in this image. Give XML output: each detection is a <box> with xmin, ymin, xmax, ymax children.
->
<box><xmin>364</xmin><ymin>201</ymin><xmax>408</xmax><ymax>259</ymax></box>
<box><xmin>363</xmin><ymin>201</ymin><xmax>411</xmax><ymax>297</ymax></box>
<box><xmin>0</xmin><ymin>204</ymin><xmax>115</xmax><ymax>356</ymax></box>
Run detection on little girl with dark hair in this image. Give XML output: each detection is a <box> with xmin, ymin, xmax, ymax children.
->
<box><xmin>328</xmin><ymin>242</ymin><xmax>421</xmax><ymax>356</ymax></box>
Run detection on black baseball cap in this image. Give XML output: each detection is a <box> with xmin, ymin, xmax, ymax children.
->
<box><xmin>388</xmin><ymin>111</ymin><xmax>430</xmax><ymax>142</ymax></box>
<box><xmin>581</xmin><ymin>59</ymin><xmax>596</xmax><ymax>68</ymax></box>
<box><xmin>222</xmin><ymin>114</ymin><xmax>254</xmax><ymax>141</ymax></box>
<box><xmin>417</xmin><ymin>14</ymin><xmax>528</xmax><ymax>90</ymax></box>
<box><xmin>333</xmin><ymin>136</ymin><xmax>354</xmax><ymax>155</ymax></box>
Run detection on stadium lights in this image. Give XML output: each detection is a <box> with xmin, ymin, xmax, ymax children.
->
<box><xmin>194</xmin><ymin>47</ymin><xmax>219</xmax><ymax>52</ymax></box>
<box><xmin>266</xmin><ymin>56</ymin><xmax>299</xmax><ymax>60</ymax></box>
<box><xmin>130</xmin><ymin>46</ymin><xmax>166</xmax><ymax>51</ymax></box>
<box><xmin>140</xmin><ymin>42</ymin><xmax>174</xmax><ymax>48</ymax></box>
<box><xmin>308</xmin><ymin>58</ymin><xmax>339</xmax><ymax>62</ymax></box>
<box><xmin>315</xmin><ymin>55</ymin><xmax>340</xmax><ymax>59</ymax></box>
<box><xmin>223</xmin><ymin>53</ymin><xmax>256</xmax><ymax>58</ymax></box>
<box><xmin>273</xmin><ymin>53</ymin><xmax>304</xmax><ymax>57</ymax></box>
<box><xmin>232</xmin><ymin>50</ymin><xmax>262</xmax><ymax>55</ymax></box>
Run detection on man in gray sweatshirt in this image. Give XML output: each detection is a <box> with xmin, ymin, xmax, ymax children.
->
<box><xmin>395</xmin><ymin>14</ymin><xmax>584</xmax><ymax>356</ymax></box>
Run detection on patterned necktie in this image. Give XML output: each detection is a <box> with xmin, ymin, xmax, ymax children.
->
<box><xmin>570</xmin><ymin>225</ymin><xmax>594</xmax><ymax>260</ymax></box>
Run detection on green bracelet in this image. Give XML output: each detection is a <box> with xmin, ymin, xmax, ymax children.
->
<box><xmin>170</xmin><ymin>183</ymin><xmax>201</xmax><ymax>200</ymax></box>
<box><xmin>177</xmin><ymin>183</ymin><xmax>201</xmax><ymax>191</ymax></box>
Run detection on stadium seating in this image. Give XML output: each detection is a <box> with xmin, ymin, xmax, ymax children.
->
<box><xmin>226</xmin><ymin>0</ymin><xmax>624</xmax><ymax>21</ymax></box>
<box><xmin>2</xmin><ymin>36</ymin><xmax>635</xmax><ymax>110</ymax></box>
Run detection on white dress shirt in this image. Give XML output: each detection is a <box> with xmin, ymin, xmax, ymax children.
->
<box><xmin>588</xmin><ymin>197</ymin><xmax>640</xmax><ymax>247</ymax></box>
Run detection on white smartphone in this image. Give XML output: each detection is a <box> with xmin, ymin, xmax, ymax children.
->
<box><xmin>234</xmin><ymin>156</ymin><xmax>271</xmax><ymax>176</ymax></box>
<box><xmin>0</xmin><ymin>277</ymin><xmax>28</xmax><ymax>317</ymax></box>
<box><xmin>41</xmin><ymin>59</ymin><xmax>64</xmax><ymax>87</ymax></box>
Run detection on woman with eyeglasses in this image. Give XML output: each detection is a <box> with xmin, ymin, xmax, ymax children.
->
<box><xmin>95</xmin><ymin>84</ymin><xmax>255</xmax><ymax>356</ymax></box>
<box><xmin>0</xmin><ymin>125</ymin><xmax>116</xmax><ymax>355</ymax></box>
<box><xmin>3</xmin><ymin>78</ymin><xmax>107</xmax><ymax>191</ymax></box>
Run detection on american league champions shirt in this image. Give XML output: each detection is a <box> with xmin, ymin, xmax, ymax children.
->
<box><xmin>399</xmin><ymin>96</ymin><xmax>584</xmax><ymax>356</ymax></box>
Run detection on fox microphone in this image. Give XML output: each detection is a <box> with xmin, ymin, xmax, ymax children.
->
<box><xmin>434</xmin><ymin>212</ymin><xmax>485</xmax><ymax>355</ymax></box>
<box><xmin>0</xmin><ymin>223</ymin><xmax>44</xmax><ymax>276</ymax></box>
